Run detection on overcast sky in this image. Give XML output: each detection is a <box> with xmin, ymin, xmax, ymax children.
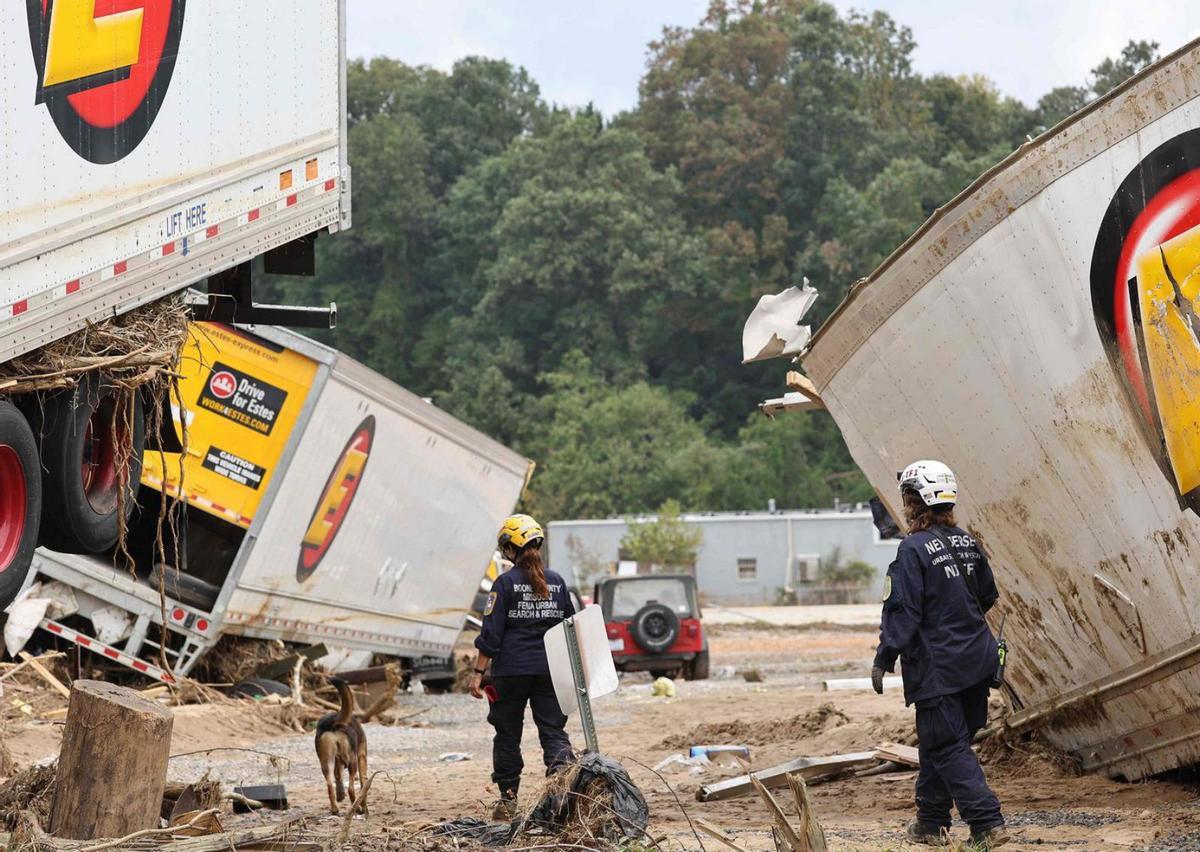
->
<box><xmin>349</xmin><ymin>2</ymin><xmax>1200</xmax><ymax>116</ymax></box>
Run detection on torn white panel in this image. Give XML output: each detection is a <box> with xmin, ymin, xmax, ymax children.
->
<box><xmin>741</xmin><ymin>280</ymin><xmax>819</xmax><ymax>363</ymax></box>
<box><xmin>760</xmin><ymin>392</ymin><xmax>823</xmax><ymax>417</ymax></box>
<box><xmin>4</xmin><ymin>584</ymin><xmax>50</xmax><ymax>658</ymax></box>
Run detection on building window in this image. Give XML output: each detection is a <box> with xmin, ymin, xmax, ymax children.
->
<box><xmin>737</xmin><ymin>558</ymin><xmax>757</xmax><ymax>581</ymax></box>
<box><xmin>794</xmin><ymin>554</ymin><xmax>820</xmax><ymax>584</ymax></box>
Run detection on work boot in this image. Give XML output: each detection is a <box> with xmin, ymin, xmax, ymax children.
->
<box><xmin>969</xmin><ymin>823</ymin><xmax>1010</xmax><ymax>849</ymax></box>
<box><xmin>491</xmin><ymin>789</ymin><xmax>518</xmax><ymax>821</ymax></box>
<box><xmin>905</xmin><ymin>819</ymin><xmax>946</xmax><ymax>846</ymax></box>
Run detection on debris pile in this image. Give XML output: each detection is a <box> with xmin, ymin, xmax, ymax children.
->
<box><xmin>426</xmin><ymin>753</ymin><xmax>651</xmax><ymax>849</ymax></box>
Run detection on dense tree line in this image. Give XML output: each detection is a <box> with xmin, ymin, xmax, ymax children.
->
<box><xmin>264</xmin><ymin>0</ymin><xmax>1158</xmax><ymax>521</ymax></box>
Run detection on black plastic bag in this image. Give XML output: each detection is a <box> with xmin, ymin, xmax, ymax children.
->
<box><xmin>526</xmin><ymin>752</ymin><xmax>650</xmax><ymax>842</ymax></box>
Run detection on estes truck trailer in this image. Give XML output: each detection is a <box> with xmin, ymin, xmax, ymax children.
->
<box><xmin>25</xmin><ymin>322</ymin><xmax>534</xmax><ymax>681</ymax></box>
<box><xmin>0</xmin><ymin>1</ymin><xmax>350</xmax><ymax>602</ymax></box>
<box><xmin>749</xmin><ymin>37</ymin><xmax>1200</xmax><ymax>780</ymax></box>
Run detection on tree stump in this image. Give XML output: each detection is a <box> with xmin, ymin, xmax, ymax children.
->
<box><xmin>49</xmin><ymin>679</ymin><xmax>174</xmax><ymax>840</ymax></box>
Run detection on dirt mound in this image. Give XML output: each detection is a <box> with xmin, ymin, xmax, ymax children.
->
<box><xmin>978</xmin><ymin>730</ymin><xmax>1081</xmax><ymax>777</ymax></box>
<box><xmin>658</xmin><ymin>702</ymin><xmax>850</xmax><ymax>749</ymax></box>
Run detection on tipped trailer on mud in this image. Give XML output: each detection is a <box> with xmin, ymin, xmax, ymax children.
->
<box><xmin>0</xmin><ymin>0</ymin><xmax>350</xmax><ymax>606</ymax></box>
<box><xmin>751</xmin><ymin>37</ymin><xmax>1200</xmax><ymax>780</ymax></box>
<box><xmin>25</xmin><ymin>322</ymin><xmax>533</xmax><ymax>682</ymax></box>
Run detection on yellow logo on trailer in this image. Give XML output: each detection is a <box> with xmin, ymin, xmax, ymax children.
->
<box><xmin>142</xmin><ymin>323</ymin><xmax>318</xmax><ymax>528</ymax></box>
<box><xmin>1134</xmin><ymin>228</ymin><xmax>1200</xmax><ymax>498</ymax></box>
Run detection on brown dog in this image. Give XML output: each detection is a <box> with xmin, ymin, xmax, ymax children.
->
<box><xmin>314</xmin><ymin>676</ymin><xmax>369</xmax><ymax>815</ymax></box>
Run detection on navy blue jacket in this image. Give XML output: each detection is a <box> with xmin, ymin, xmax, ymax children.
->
<box><xmin>874</xmin><ymin>524</ymin><xmax>999</xmax><ymax>706</ymax></box>
<box><xmin>475</xmin><ymin>566</ymin><xmax>575</xmax><ymax>676</ymax></box>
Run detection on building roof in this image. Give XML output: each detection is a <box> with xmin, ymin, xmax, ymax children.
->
<box><xmin>548</xmin><ymin>506</ymin><xmax>877</xmax><ymax>527</ymax></box>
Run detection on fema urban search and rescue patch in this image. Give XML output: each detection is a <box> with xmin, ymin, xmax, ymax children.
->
<box><xmin>484</xmin><ymin>592</ymin><xmax>497</xmax><ymax>616</ymax></box>
<box><xmin>882</xmin><ymin>575</ymin><xmax>892</xmax><ymax>603</ymax></box>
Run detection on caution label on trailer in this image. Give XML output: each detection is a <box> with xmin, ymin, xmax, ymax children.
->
<box><xmin>202</xmin><ymin>446</ymin><xmax>266</xmax><ymax>489</ymax></box>
<box><xmin>197</xmin><ymin>362</ymin><xmax>288</xmax><ymax>435</ymax></box>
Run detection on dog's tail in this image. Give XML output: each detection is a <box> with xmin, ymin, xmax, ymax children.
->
<box><xmin>329</xmin><ymin>676</ymin><xmax>355</xmax><ymax>725</ymax></box>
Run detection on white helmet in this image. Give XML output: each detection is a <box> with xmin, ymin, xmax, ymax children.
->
<box><xmin>898</xmin><ymin>459</ymin><xmax>957</xmax><ymax>507</ymax></box>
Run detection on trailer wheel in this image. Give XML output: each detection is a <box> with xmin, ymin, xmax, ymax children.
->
<box><xmin>38</xmin><ymin>375</ymin><xmax>145</xmax><ymax>554</ymax></box>
<box><xmin>0</xmin><ymin>402</ymin><xmax>42</xmax><ymax>610</ymax></box>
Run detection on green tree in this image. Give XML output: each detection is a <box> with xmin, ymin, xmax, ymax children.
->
<box><xmin>620</xmin><ymin>500</ymin><xmax>704</xmax><ymax>571</ymax></box>
<box><xmin>1090</xmin><ymin>40</ymin><xmax>1159</xmax><ymax>99</ymax></box>
<box><xmin>818</xmin><ymin>545</ymin><xmax>875</xmax><ymax>587</ymax></box>
<box><xmin>433</xmin><ymin>114</ymin><xmax>715</xmax><ymax>443</ymax></box>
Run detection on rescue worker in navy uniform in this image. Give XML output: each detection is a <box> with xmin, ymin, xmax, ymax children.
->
<box><xmin>872</xmin><ymin>460</ymin><xmax>1008</xmax><ymax>848</ymax></box>
<box><xmin>470</xmin><ymin>514</ymin><xmax>575</xmax><ymax>820</ymax></box>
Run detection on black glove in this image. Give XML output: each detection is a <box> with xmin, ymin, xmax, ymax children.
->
<box><xmin>871</xmin><ymin>666</ymin><xmax>885</xmax><ymax>695</ymax></box>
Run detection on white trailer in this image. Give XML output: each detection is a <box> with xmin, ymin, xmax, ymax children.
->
<box><xmin>0</xmin><ymin>1</ymin><xmax>350</xmax><ymax>602</ymax></box>
<box><xmin>757</xmin><ymin>37</ymin><xmax>1200</xmax><ymax>780</ymax></box>
<box><xmin>27</xmin><ymin>323</ymin><xmax>533</xmax><ymax>680</ymax></box>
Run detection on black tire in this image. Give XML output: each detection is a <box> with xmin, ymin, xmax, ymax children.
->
<box><xmin>231</xmin><ymin>677</ymin><xmax>292</xmax><ymax>699</ymax></box>
<box><xmin>686</xmin><ymin>649</ymin><xmax>711</xmax><ymax>681</ymax></box>
<box><xmin>149</xmin><ymin>563</ymin><xmax>219</xmax><ymax>611</ymax></box>
<box><xmin>37</xmin><ymin>374</ymin><xmax>145</xmax><ymax>554</ymax></box>
<box><xmin>0</xmin><ymin>402</ymin><xmax>42</xmax><ymax>610</ymax></box>
<box><xmin>630</xmin><ymin>603</ymin><xmax>679</xmax><ymax>654</ymax></box>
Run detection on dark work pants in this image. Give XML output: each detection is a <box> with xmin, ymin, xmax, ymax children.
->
<box><xmin>488</xmin><ymin>673</ymin><xmax>573</xmax><ymax>794</ymax></box>
<box><xmin>915</xmin><ymin>679</ymin><xmax>1003</xmax><ymax>832</ymax></box>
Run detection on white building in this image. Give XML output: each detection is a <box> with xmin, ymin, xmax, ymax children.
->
<box><xmin>548</xmin><ymin>507</ymin><xmax>899</xmax><ymax>606</ymax></box>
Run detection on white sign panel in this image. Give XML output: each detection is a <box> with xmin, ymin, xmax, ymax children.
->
<box><xmin>544</xmin><ymin>604</ymin><xmax>619</xmax><ymax>716</ymax></box>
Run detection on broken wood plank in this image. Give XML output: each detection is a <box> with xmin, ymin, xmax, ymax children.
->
<box><xmin>18</xmin><ymin>651</ymin><xmax>71</xmax><ymax>698</ymax></box>
<box><xmin>695</xmin><ymin>819</ymin><xmax>752</xmax><ymax>852</ymax></box>
<box><xmin>822</xmin><ymin>675</ymin><xmax>902</xmax><ymax>692</ymax></box>
<box><xmin>785</xmin><ymin>370</ymin><xmax>824</xmax><ymax>406</ymax></box>
<box><xmin>0</xmin><ymin>651</ymin><xmax>64</xmax><ymax>682</ymax></box>
<box><xmin>751</xmin><ymin>776</ymin><xmax>802</xmax><ymax>851</ymax></box>
<box><xmin>786</xmin><ymin>773</ymin><xmax>828</xmax><ymax>852</ymax></box>
<box><xmin>696</xmin><ymin>752</ymin><xmax>879</xmax><ymax>802</ymax></box>
<box><xmin>874</xmin><ymin>742</ymin><xmax>919</xmax><ymax>767</ymax></box>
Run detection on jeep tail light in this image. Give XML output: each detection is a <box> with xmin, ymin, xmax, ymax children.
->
<box><xmin>607</xmin><ymin>626</ymin><xmax>619</xmax><ymax>639</ymax></box>
<box><xmin>687</xmin><ymin>622</ymin><xmax>698</xmax><ymax>638</ymax></box>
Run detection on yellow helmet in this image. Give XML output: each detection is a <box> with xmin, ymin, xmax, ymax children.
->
<box><xmin>498</xmin><ymin>514</ymin><xmax>544</xmax><ymax>549</ymax></box>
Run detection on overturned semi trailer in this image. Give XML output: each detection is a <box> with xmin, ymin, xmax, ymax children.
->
<box><xmin>768</xmin><ymin>38</ymin><xmax>1200</xmax><ymax>780</ymax></box>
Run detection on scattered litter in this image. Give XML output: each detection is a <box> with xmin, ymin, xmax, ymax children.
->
<box><xmin>652</xmin><ymin>752</ymin><xmax>712</xmax><ymax>775</ymax></box>
<box><xmin>690</xmin><ymin>745</ymin><xmax>751</xmax><ymax>760</ymax></box>
<box><xmin>713</xmin><ymin>665</ymin><xmax>737</xmax><ymax>679</ymax></box>
<box><xmin>741</xmin><ymin>669</ymin><xmax>764</xmax><ymax>683</ymax></box>
<box><xmin>651</xmin><ymin>676</ymin><xmax>676</xmax><ymax>697</ymax></box>
<box><xmin>438</xmin><ymin>752</ymin><xmax>472</xmax><ymax>762</ymax></box>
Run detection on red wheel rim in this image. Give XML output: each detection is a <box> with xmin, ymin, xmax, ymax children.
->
<box><xmin>81</xmin><ymin>397</ymin><xmax>122</xmax><ymax>515</ymax></box>
<box><xmin>0</xmin><ymin>445</ymin><xmax>27</xmax><ymax>572</ymax></box>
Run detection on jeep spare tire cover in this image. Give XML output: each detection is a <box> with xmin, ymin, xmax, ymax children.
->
<box><xmin>630</xmin><ymin>603</ymin><xmax>679</xmax><ymax>654</ymax></box>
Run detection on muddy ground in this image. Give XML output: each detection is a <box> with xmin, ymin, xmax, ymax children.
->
<box><xmin>7</xmin><ymin>621</ymin><xmax>1200</xmax><ymax>850</ymax></box>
